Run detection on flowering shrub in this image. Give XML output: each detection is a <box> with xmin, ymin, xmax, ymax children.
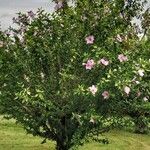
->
<box><xmin>0</xmin><ymin>0</ymin><xmax>150</xmax><ymax>150</ymax></box>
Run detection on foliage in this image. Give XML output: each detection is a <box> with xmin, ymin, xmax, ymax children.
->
<box><xmin>0</xmin><ymin>0</ymin><xmax>150</xmax><ymax>150</ymax></box>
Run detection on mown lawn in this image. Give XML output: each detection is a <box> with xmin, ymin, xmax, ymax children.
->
<box><xmin>0</xmin><ymin>116</ymin><xmax>150</xmax><ymax>150</ymax></box>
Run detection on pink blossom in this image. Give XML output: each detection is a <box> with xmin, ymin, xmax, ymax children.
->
<box><xmin>85</xmin><ymin>35</ymin><xmax>94</xmax><ymax>44</ymax></box>
<box><xmin>28</xmin><ymin>11</ymin><xmax>35</xmax><ymax>18</ymax></box>
<box><xmin>132</xmin><ymin>77</ymin><xmax>140</xmax><ymax>84</ymax></box>
<box><xmin>20</xmin><ymin>26</ymin><xmax>26</xmax><ymax>33</ymax></box>
<box><xmin>5</xmin><ymin>31</ymin><xmax>10</xmax><ymax>36</ymax></box>
<box><xmin>83</xmin><ymin>59</ymin><xmax>95</xmax><ymax>70</ymax></box>
<box><xmin>143</xmin><ymin>97</ymin><xmax>148</xmax><ymax>102</ymax></box>
<box><xmin>104</xmin><ymin>6</ymin><xmax>110</xmax><ymax>14</ymax></box>
<box><xmin>89</xmin><ymin>85</ymin><xmax>98</xmax><ymax>95</ymax></box>
<box><xmin>98</xmin><ymin>58</ymin><xmax>109</xmax><ymax>66</ymax></box>
<box><xmin>81</xmin><ymin>16</ymin><xmax>87</xmax><ymax>21</ymax></box>
<box><xmin>89</xmin><ymin>118</ymin><xmax>95</xmax><ymax>123</ymax></box>
<box><xmin>116</xmin><ymin>34</ymin><xmax>123</xmax><ymax>42</ymax></box>
<box><xmin>12</xmin><ymin>17</ymin><xmax>18</xmax><ymax>23</ymax></box>
<box><xmin>54</xmin><ymin>1</ymin><xmax>63</xmax><ymax>11</ymax></box>
<box><xmin>40</xmin><ymin>72</ymin><xmax>45</xmax><ymax>79</ymax></box>
<box><xmin>0</xmin><ymin>41</ymin><xmax>3</xmax><ymax>47</ymax></box>
<box><xmin>118</xmin><ymin>54</ymin><xmax>128</xmax><ymax>62</ymax></box>
<box><xmin>102</xmin><ymin>91</ymin><xmax>110</xmax><ymax>99</ymax></box>
<box><xmin>119</xmin><ymin>13</ymin><xmax>123</xmax><ymax>19</ymax></box>
<box><xmin>23</xmin><ymin>74</ymin><xmax>30</xmax><ymax>82</ymax></box>
<box><xmin>135</xmin><ymin>81</ymin><xmax>140</xmax><ymax>84</ymax></box>
<box><xmin>138</xmin><ymin>69</ymin><xmax>144</xmax><ymax>77</ymax></box>
<box><xmin>124</xmin><ymin>86</ymin><xmax>130</xmax><ymax>95</ymax></box>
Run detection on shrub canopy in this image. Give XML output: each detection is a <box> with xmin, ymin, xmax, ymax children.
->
<box><xmin>0</xmin><ymin>0</ymin><xmax>150</xmax><ymax>150</ymax></box>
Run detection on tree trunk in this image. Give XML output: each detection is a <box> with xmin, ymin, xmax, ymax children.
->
<box><xmin>56</xmin><ymin>140</ymin><xmax>68</xmax><ymax>150</ymax></box>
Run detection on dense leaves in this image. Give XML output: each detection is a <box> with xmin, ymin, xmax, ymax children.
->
<box><xmin>0</xmin><ymin>0</ymin><xmax>150</xmax><ymax>150</ymax></box>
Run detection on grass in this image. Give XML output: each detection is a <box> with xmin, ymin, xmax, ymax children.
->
<box><xmin>0</xmin><ymin>116</ymin><xmax>55</xmax><ymax>150</ymax></box>
<box><xmin>79</xmin><ymin>130</ymin><xmax>150</xmax><ymax>150</ymax></box>
<box><xmin>0</xmin><ymin>116</ymin><xmax>150</xmax><ymax>150</ymax></box>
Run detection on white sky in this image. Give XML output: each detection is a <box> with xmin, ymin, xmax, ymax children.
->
<box><xmin>0</xmin><ymin>0</ymin><xmax>54</xmax><ymax>30</ymax></box>
<box><xmin>0</xmin><ymin>0</ymin><xmax>150</xmax><ymax>31</ymax></box>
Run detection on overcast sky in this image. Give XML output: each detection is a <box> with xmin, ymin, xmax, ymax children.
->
<box><xmin>0</xmin><ymin>0</ymin><xmax>54</xmax><ymax>30</ymax></box>
<box><xmin>0</xmin><ymin>0</ymin><xmax>149</xmax><ymax>31</ymax></box>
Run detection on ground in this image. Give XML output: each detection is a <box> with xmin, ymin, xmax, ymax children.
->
<box><xmin>0</xmin><ymin>116</ymin><xmax>150</xmax><ymax>150</ymax></box>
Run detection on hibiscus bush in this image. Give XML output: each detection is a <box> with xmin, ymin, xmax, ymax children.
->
<box><xmin>125</xmin><ymin>39</ymin><xmax>150</xmax><ymax>134</ymax></box>
<box><xmin>0</xmin><ymin>0</ymin><xmax>150</xmax><ymax>150</ymax></box>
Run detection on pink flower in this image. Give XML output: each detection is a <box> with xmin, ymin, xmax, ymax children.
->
<box><xmin>0</xmin><ymin>41</ymin><xmax>3</xmax><ymax>47</ymax></box>
<box><xmin>118</xmin><ymin>54</ymin><xmax>128</xmax><ymax>62</ymax></box>
<box><xmin>138</xmin><ymin>69</ymin><xmax>144</xmax><ymax>77</ymax></box>
<box><xmin>143</xmin><ymin>97</ymin><xmax>148</xmax><ymax>102</ymax></box>
<box><xmin>81</xmin><ymin>16</ymin><xmax>87</xmax><ymax>21</ymax></box>
<box><xmin>20</xmin><ymin>26</ymin><xmax>26</xmax><ymax>33</ymax></box>
<box><xmin>12</xmin><ymin>17</ymin><xmax>18</xmax><ymax>23</ymax></box>
<box><xmin>89</xmin><ymin>118</ymin><xmax>95</xmax><ymax>124</ymax></box>
<box><xmin>5</xmin><ymin>31</ymin><xmax>10</xmax><ymax>36</ymax></box>
<box><xmin>85</xmin><ymin>35</ymin><xmax>94</xmax><ymax>44</ymax></box>
<box><xmin>28</xmin><ymin>11</ymin><xmax>35</xmax><ymax>18</ymax></box>
<box><xmin>132</xmin><ymin>77</ymin><xmax>140</xmax><ymax>84</ymax></box>
<box><xmin>54</xmin><ymin>1</ymin><xmax>63</xmax><ymax>10</ymax></box>
<box><xmin>135</xmin><ymin>81</ymin><xmax>140</xmax><ymax>84</ymax></box>
<box><xmin>83</xmin><ymin>59</ymin><xmax>95</xmax><ymax>70</ymax></box>
<box><xmin>89</xmin><ymin>85</ymin><xmax>98</xmax><ymax>95</ymax></box>
<box><xmin>40</xmin><ymin>72</ymin><xmax>45</xmax><ymax>79</ymax></box>
<box><xmin>116</xmin><ymin>34</ymin><xmax>123</xmax><ymax>42</ymax></box>
<box><xmin>98</xmin><ymin>58</ymin><xmax>109</xmax><ymax>66</ymax></box>
<box><xmin>124</xmin><ymin>86</ymin><xmax>130</xmax><ymax>95</ymax></box>
<box><xmin>102</xmin><ymin>91</ymin><xmax>110</xmax><ymax>99</ymax></box>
